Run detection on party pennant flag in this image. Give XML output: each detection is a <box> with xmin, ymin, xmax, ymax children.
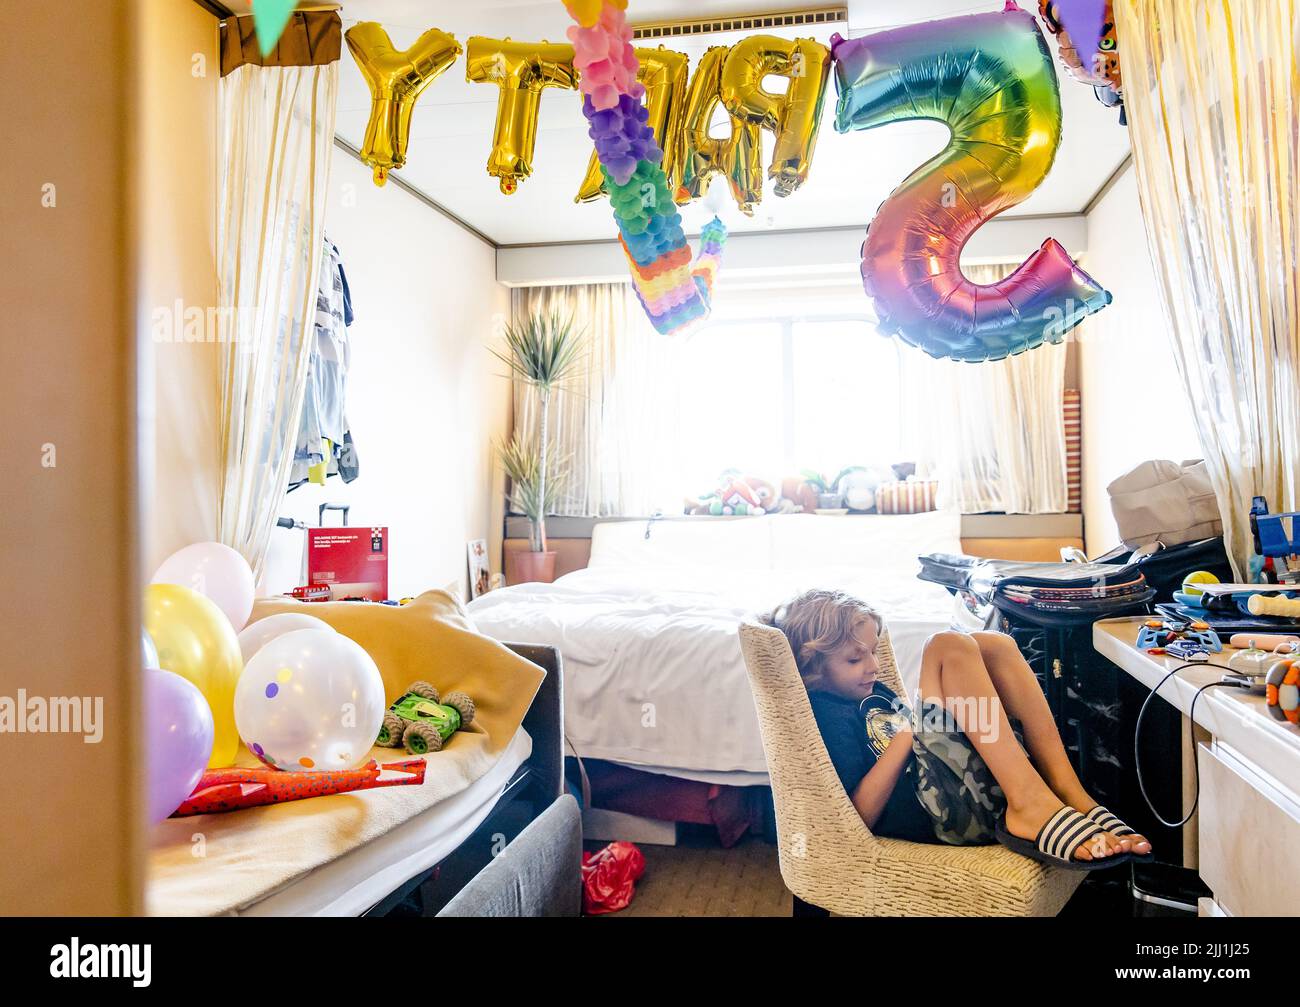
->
<box><xmin>252</xmin><ymin>0</ymin><xmax>297</xmax><ymax>57</ymax></box>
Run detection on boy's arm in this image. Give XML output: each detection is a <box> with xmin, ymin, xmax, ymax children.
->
<box><xmin>848</xmin><ymin>727</ymin><xmax>914</xmax><ymax>830</ymax></box>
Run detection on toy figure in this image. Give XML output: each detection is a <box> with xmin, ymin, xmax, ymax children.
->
<box><xmin>1136</xmin><ymin>618</ymin><xmax>1222</xmax><ymax>655</ymax></box>
<box><xmin>377</xmin><ymin>681</ymin><xmax>476</xmax><ymax>754</ymax></box>
<box><xmin>171</xmin><ymin>758</ymin><xmax>426</xmax><ymax>816</ymax></box>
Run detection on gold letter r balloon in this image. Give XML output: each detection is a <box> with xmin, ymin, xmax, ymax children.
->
<box><xmin>345</xmin><ymin>22</ymin><xmax>462</xmax><ymax>186</ymax></box>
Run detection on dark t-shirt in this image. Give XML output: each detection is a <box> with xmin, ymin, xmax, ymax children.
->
<box><xmin>808</xmin><ymin>685</ymin><xmax>938</xmax><ymax>844</ymax></box>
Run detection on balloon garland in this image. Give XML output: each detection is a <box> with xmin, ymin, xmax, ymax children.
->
<box><xmin>562</xmin><ymin>0</ymin><xmax>726</xmax><ymax>336</ymax></box>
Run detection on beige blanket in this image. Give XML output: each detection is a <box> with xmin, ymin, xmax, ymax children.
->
<box><xmin>146</xmin><ymin>590</ymin><xmax>544</xmax><ymax>916</ymax></box>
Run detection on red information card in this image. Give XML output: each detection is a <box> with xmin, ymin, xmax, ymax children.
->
<box><xmin>306</xmin><ymin>527</ymin><xmax>388</xmax><ymax>601</ymax></box>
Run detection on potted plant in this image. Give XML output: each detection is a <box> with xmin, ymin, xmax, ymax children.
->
<box><xmin>801</xmin><ymin>469</ymin><xmax>844</xmax><ymax>510</ymax></box>
<box><xmin>492</xmin><ymin>310</ymin><xmax>583</xmax><ymax>584</ymax></box>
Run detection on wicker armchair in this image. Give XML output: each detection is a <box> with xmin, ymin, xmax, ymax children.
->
<box><xmin>738</xmin><ymin>621</ymin><xmax>1082</xmax><ymax>917</ymax></box>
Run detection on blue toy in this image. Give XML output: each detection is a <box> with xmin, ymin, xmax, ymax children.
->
<box><xmin>1250</xmin><ymin>496</ymin><xmax>1300</xmax><ymax>584</ymax></box>
<box><xmin>1136</xmin><ymin>617</ymin><xmax>1222</xmax><ymax>654</ymax></box>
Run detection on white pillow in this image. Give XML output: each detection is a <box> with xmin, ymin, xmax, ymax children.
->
<box><xmin>769</xmin><ymin>511</ymin><xmax>962</xmax><ymax>573</ymax></box>
<box><xmin>589</xmin><ymin>516</ymin><xmax>774</xmax><ymax>571</ymax></box>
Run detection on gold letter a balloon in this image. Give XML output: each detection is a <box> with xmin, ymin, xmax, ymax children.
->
<box><xmin>345</xmin><ymin>22</ymin><xmax>461</xmax><ymax>186</ymax></box>
<box><xmin>143</xmin><ymin>584</ymin><xmax>244</xmax><ymax>767</ymax></box>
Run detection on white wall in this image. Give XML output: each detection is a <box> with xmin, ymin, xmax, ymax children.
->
<box><xmin>1078</xmin><ymin>165</ymin><xmax>1202</xmax><ymax>555</ymax></box>
<box><xmin>261</xmin><ymin>146</ymin><xmax>511</xmax><ymax>600</ymax></box>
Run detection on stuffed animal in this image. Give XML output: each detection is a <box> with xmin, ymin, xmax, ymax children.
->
<box><xmin>780</xmin><ymin>475</ymin><xmax>820</xmax><ymax>514</ymax></box>
<box><xmin>377</xmin><ymin>681</ymin><xmax>476</xmax><ymax>754</ymax></box>
<box><xmin>685</xmin><ymin>472</ymin><xmax>775</xmax><ymax>515</ymax></box>
<box><xmin>838</xmin><ymin>467</ymin><xmax>884</xmax><ymax>512</ymax></box>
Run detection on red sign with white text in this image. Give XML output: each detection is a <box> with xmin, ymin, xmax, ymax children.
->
<box><xmin>306</xmin><ymin>527</ymin><xmax>388</xmax><ymax>601</ymax></box>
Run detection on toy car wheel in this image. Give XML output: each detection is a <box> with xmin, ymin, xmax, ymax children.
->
<box><xmin>407</xmin><ymin>680</ymin><xmax>440</xmax><ymax>703</ymax></box>
<box><xmin>377</xmin><ymin>712</ymin><xmax>405</xmax><ymax>747</ymax></box>
<box><xmin>442</xmin><ymin>691</ymin><xmax>475</xmax><ymax>727</ymax></box>
<box><xmin>403</xmin><ymin>721</ymin><xmax>442</xmax><ymax>755</ymax></box>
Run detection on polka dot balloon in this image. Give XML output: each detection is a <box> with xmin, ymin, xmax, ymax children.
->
<box><xmin>233</xmin><ymin>628</ymin><xmax>386</xmax><ymax>772</ymax></box>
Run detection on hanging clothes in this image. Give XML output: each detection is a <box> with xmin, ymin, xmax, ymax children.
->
<box><xmin>289</xmin><ymin>236</ymin><xmax>359</xmax><ymax>490</ymax></box>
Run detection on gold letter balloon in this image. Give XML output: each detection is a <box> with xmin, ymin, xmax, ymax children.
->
<box><xmin>719</xmin><ymin>36</ymin><xmax>830</xmax><ymax>197</ymax></box>
<box><xmin>345</xmin><ymin>22</ymin><xmax>462</xmax><ymax>186</ymax></box>
<box><xmin>677</xmin><ymin>45</ymin><xmax>763</xmax><ymax>216</ymax></box>
<box><xmin>574</xmin><ymin>46</ymin><xmax>690</xmax><ymax>203</ymax></box>
<box><xmin>142</xmin><ymin>584</ymin><xmax>244</xmax><ymax>768</ymax></box>
<box><xmin>466</xmin><ymin>37</ymin><xmax>578</xmax><ymax>194</ymax></box>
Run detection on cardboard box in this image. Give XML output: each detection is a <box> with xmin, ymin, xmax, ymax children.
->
<box><xmin>306</xmin><ymin>527</ymin><xmax>388</xmax><ymax>601</ymax></box>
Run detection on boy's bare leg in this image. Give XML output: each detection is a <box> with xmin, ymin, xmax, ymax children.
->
<box><xmin>970</xmin><ymin>632</ymin><xmax>1151</xmax><ymax>855</ymax></box>
<box><xmin>918</xmin><ymin>632</ymin><xmax>1123</xmax><ymax>862</ymax></box>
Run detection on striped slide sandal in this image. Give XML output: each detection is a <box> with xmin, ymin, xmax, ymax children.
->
<box><xmin>1085</xmin><ymin>805</ymin><xmax>1154</xmax><ymax>861</ymax></box>
<box><xmin>995</xmin><ymin>806</ymin><xmax>1133</xmax><ymax>872</ymax></box>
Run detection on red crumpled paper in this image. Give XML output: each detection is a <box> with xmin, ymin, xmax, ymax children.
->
<box><xmin>581</xmin><ymin>841</ymin><xmax>646</xmax><ymax>915</ymax></box>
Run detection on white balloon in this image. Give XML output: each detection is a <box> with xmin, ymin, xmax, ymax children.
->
<box><xmin>234</xmin><ymin>628</ymin><xmax>385</xmax><ymax>772</ymax></box>
<box><xmin>237</xmin><ymin>613</ymin><xmax>334</xmax><ymax>665</ymax></box>
<box><xmin>152</xmin><ymin>542</ymin><xmax>256</xmax><ymax>631</ymax></box>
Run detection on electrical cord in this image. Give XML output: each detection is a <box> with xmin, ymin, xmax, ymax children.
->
<box><xmin>1134</xmin><ymin>660</ymin><xmax>1252</xmax><ymax>828</ymax></box>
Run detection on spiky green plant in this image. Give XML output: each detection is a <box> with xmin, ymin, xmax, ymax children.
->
<box><xmin>491</xmin><ymin>311</ymin><xmax>585</xmax><ymax>551</ymax></box>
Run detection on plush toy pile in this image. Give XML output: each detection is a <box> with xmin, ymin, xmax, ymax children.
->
<box><xmin>563</xmin><ymin>0</ymin><xmax>726</xmax><ymax>335</ymax></box>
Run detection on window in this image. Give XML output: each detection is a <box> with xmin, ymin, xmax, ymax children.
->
<box><xmin>669</xmin><ymin>315</ymin><xmax>911</xmax><ymax>499</ymax></box>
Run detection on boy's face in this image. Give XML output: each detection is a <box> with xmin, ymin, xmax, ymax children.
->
<box><xmin>810</xmin><ymin>617</ymin><xmax>882</xmax><ymax>702</ymax></box>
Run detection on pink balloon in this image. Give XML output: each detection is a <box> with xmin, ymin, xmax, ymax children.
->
<box><xmin>152</xmin><ymin>541</ymin><xmax>255</xmax><ymax>630</ymax></box>
<box><xmin>144</xmin><ymin>668</ymin><xmax>214</xmax><ymax>823</ymax></box>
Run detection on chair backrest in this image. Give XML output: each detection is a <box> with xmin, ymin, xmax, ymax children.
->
<box><xmin>738</xmin><ymin>621</ymin><xmax>902</xmax><ymax>898</ymax></box>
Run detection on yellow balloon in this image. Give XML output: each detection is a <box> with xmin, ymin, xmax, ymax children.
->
<box><xmin>143</xmin><ymin>584</ymin><xmax>243</xmax><ymax>768</ymax></box>
<box><xmin>676</xmin><ymin>45</ymin><xmax>763</xmax><ymax>216</ymax></box>
<box><xmin>345</xmin><ymin>22</ymin><xmax>462</xmax><ymax>187</ymax></box>
<box><xmin>575</xmin><ymin>46</ymin><xmax>690</xmax><ymax>203</ymax></box>
<box><xmin>720</xmin><ymin>36</ymin><xmax>830</xmax><ymax>197</ymax></box>
<box><xmin>465</xmin><ymin>37</ymin><xmax>578</xmax><ymax>194</ymax></box>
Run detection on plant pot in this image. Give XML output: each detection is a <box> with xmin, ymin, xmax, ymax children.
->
<box><xmin>506</xmin><ymin>549</ymin><xmax>557</xmax><ymax>586</ymax></box>
<box><xmin>817</xmin><ymin>492</ymin><xmax>844</xmax><ymax>509</ymax></box>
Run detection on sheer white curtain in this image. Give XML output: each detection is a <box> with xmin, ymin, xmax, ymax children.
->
<box><xmin>510</xmin><ymin>283</ymin><xmax>686</xmax><ymax>516</ymax></box>
<box><xmin>902</xmin><ymin>262</ymin><xmax>1069</xmax><ymax>513</ymax></box>
<box><xmin>216</xmin><ymin>60</ymin><xmax>338</xmax><ymax>579</ymax></box>
<box><xmin>1116</xmin><ymin>0</ymin><xmax>1299</xmax><ymax>575</ymax></box>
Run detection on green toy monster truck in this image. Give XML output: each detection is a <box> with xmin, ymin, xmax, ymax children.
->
<box><xmin>376</xmin><ymin>680</ymin><xmax>476</xmax><ymax>754</ymax></box>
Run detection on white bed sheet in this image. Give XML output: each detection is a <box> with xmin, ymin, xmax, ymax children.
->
<box><xmin>237</xmin><ymin>728</ymin><xmax>532</xmax><ymax>917</ymax></box>
<box><xmin>467</xmin><ymin>566</ymin><xmax>954</xmax><ymax>779</ymax></box>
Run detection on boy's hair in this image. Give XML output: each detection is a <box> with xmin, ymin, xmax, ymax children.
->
<box><xmin>759</xmin><ymin>589</ymin><xmax>884</xmax><ymax>681</ymax></box>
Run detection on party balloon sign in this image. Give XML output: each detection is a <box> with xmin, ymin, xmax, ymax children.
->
<box><xmin>719</xmin><ymin>35</ymin><xmax>831</xmax><ymax>199</ymax></box>
<box><xmin>575</xmin><ymin>46</ymin><xmax>690</xmax><ymax>203</ymax></box>
<box><xmin>563</xmin><ymin>0</ymin><xmax>728</xmax><ymax>336</ymax></box>
<box><xmin>1038</xmin><ymin>0</ymin><xmax>1123</xmax><ymax>121</ymax></box>
<box><xmin>346</xmin><ymin>23</ymin><xmax>462</xmax><ymax>186</ymax></box>
<box><xmin>831</xmin><ymin>1</ymin><xmax>1111</xmax><ymax>362</ymax></box>
<box><xmin>677</xmin><ymin>45</ymin><xmax>764</xmax><ymax>216</ymax></box>
<box><xmin>466</xmin><ymin>37</ymin><xmax>578</xmax><ymax>195</ymax></box>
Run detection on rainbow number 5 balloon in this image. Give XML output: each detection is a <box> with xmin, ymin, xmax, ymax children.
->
<box><xmin>831</xmin><ymin>1</ymin><xmax>1111</xmax><ymax>362</ymax></box>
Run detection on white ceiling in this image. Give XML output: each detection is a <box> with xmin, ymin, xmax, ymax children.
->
<box><xmin>234</xmin><ymin>2</ymin><xmax>1131</xmax><ymax>246</ymax></box>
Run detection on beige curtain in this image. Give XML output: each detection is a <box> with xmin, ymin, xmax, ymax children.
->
<box><xmin>1116</xmin><ymin>0</ymin><xmax>1299</xmax><ymax>573</ymax></box>
<box><xmin>216</xmin><ymin>58</ymin><xmax>338</xmax><ymax>579</ymax></box>
<box><xmin>902</xmin><ymin>262</ymin><xmax>1069</xmax><ymax>513</ymax></box>
<box><xmin>509</xmin><ymin>283</ymin><xmax>680</xmax><ymax>516</ymax></box>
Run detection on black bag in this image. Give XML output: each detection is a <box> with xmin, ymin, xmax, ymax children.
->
<box><xmin>919</xmin><ymin>554</ymin><xmax>1154</xmax><ymax>628</ymax></box>
<box><xmin>1093</xmin><ymin>536</ymin><xmax>1234</xmax><ymax>602</ymax></box>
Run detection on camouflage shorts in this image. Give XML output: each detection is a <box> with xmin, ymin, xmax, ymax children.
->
<box><xmin>909</xmin><ymin>702</ymin><xmax>1022</xmax><ymax>846</ymax></box>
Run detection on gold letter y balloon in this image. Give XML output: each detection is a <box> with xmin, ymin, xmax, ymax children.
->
<box><xmin>345</xmin><ymin>22</ymin><xmax>461</xmax><ymax>186</ymax></box>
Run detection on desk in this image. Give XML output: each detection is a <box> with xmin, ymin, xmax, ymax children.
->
<box><xmin>1094</xmin><ymin>618</ymin><xmax>1300</xmax><ymax>917</ymax></box>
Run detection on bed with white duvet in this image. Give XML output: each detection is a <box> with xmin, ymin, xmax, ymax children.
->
<box><xmin>467</xmin><ymin>512</ymin><xmax>961</xmax><ymax>785</ymax></box>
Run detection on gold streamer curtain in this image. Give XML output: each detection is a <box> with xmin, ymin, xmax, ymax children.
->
<box><xmin>216</xmin><ymin>12</ymin><xmax>340</xmax><ymax>580</ymax></box>
<box><xmin>1116</xmin><ymin>0</ymin><xmax>1299</xmax><ymax>573</ymax></box>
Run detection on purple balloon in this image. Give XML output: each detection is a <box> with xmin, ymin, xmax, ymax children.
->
<box><xmin>144</xmin><ymin>668</ymin><xmax>214</xmax><ymax>823</ymax></box>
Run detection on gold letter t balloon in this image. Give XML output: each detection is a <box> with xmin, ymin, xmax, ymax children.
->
<box><xmin>345</xmin><ymin>23</ymin><xmax>461</xmax><ymax>186</ymax></box>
